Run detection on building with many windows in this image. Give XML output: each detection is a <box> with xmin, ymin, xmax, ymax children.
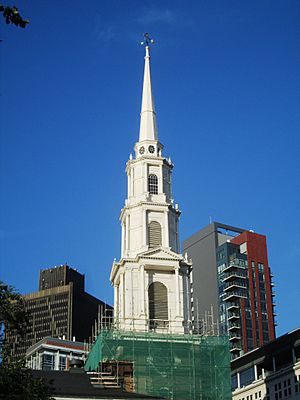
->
<box><xmin>5</xmin><ymin>264</ymin><xmax>112</xmax><ymax>360</ymax></box>
<box><xmin>183</xmin><ymin>222</ymin><xmax>276</xmax><ymax>358</ymax></box>
<box><xmin>231</xmin><ymin>328</ymin><xmax>300</xmax><ymax>400</ymax></box>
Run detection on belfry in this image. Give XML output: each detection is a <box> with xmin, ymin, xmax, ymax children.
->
<box><xmin>110</xmin><ymin>36</ymin><xmax>192</xmax><ymax>334</ymax></box>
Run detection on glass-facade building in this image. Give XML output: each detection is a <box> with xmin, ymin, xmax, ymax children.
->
<box><xmin>217</xmin><ymin>231</ymin><xmax>275</xmax><ymax>359</ymax></box>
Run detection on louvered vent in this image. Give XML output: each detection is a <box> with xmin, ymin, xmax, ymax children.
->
<box><xmin>148</xmin><ymin>221</ymin><xmax>162</xmax><ymax>248</ymax></box>
<box><xmin>148</xmin><ymin>282</ymin><xmax>168</xmax><ymax>329</ymax></box>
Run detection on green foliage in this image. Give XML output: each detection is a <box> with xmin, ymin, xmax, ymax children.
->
<box><xmin>0</xmin><ymin>281</ymin><xmax>28</xmax><ymax>359</ymax></box>
<box><xmin>0</xmin><ymin>282</ymin><xmax>53</xmax><ymax>399</ymax></box>
<box><xmin>0</xmin><ymin>4</ymin><xmax>29</xmax><ymax>28</ymax></box>
<box><xmin>0</xmin><ymin>359</ymin><xmax>53</xmax><ymax>400</ymax></box>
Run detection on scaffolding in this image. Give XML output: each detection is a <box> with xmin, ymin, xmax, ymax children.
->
<box><xmin>85</xmin><ymin>329</ymin><xmax>231</xmax><ymax>400</ymax></box>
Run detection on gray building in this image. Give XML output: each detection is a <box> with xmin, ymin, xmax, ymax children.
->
<box><xmin>182</xmin><ymin>222</ymin><xmax>244</xmax><ymax>328</ymax></box>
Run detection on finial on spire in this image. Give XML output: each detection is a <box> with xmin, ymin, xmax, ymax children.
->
<box><xmin>138</xmin><ymin>32</ymin><xmax>158</xmax><ymax>143</ymax></box>
<box><xmin>140</xmin><ymin>33</ymin><xmax>154</xmax><ymax>48</ymax></box>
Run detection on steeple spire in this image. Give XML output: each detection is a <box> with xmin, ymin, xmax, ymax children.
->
<box><xmin>139</xmin><ymin>34</ymin><xmax>157</xmax><ymax>142</ymax></box>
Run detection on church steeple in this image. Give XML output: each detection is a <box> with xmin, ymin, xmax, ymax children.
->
<box><xmin>139</xmin><ymin>36</ymin><xmax>157</xmax><ymax>143</ymax></box>
<box><xmin>110</xmin><ymin>35</ymin><xmax>192</xmax><ymax>335</ymax></box>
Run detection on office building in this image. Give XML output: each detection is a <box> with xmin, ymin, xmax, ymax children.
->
<box><xmin>5</xmin><ymin>264</ymin><xmax>112</xmax><ymax>361</ymax></box>
<box><xmin>231</xmin><ymin>328</ymin><xmax>300</xmax><ymax>400</ymax></box>
<box><xmin>183</xmin><ymin>222</ymin><xmax>276</xmax><ymax>358</ymax></box>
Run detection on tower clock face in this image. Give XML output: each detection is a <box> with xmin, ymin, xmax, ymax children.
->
<box><xmin>148</xmin><ymin>145</ymin><xmax>155</xmax><ymax>153</ymax></box>
<box><xmin>139</xmin><ymin>146</ymin><xmax>145</xmax><ymax>155</ymax></box>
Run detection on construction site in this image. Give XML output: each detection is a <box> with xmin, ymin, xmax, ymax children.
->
<box><xmin>84</xmin><ymin>322</ymin><xmax>232</xmax><ymax>400</ymax></box>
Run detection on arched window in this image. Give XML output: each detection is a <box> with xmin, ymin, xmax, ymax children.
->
<box><xmin>148</xmin><ymin>174</ymin><xmax>158</xmax><ymax>194</ymax></box>
<box><xmin>148</xmin><ymin>221</ymin><xmax>162</xmax><ymax>248</ymax></box>
<box><xmin>148</xmin><ymin>282</ymin><xmax>168</xmax><ymax>329</ymax></box>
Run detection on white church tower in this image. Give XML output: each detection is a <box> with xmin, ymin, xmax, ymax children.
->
<box><xmin>110</xmin><ymin>35</ymin><xmax>192</xmax><ymax>334</ymax></box>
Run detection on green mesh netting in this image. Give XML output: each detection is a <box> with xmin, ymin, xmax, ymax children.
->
<box><xmin>85</xmin><ymin>330</ymin><xmax>231</xmax><ymax>400</ymax></box>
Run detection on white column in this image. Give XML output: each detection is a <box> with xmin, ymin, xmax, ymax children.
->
<box><xmin>125</xmin><ymin>215</ymin><xmax>129</xmax><ymax>252</ymax></box>
<box><xmin>237</xmin><ymin>372</ymin><xmax>240</xmax><ymax>388</ymax></box>
<box><xmin>142</xmin><ymin>209</ymin><xmax>147</xmax><ymax>247</ymax></box>
<box><xmin>131</xmin><ymin>168</ymin><xmax>134</xmax><ymax>196</ymax></box>
<box><xmin>144</xmin><ymin>163</ymin><xmax>148</xmax><ymax>193</ymax></box>
<box><xmin>140</xmin><ymin>265</ymin><xmax>145</xmax><ymax>315</ymax></box>
<box><xmin>127</xmin><ymin>173</ymin><xmax>130</xmax><ymax>198</ymax></box>
<box><xmin>159</xmin><ymin>168</ymin><xmax>163</xmax><ymax>194</ymax></box>
<box><xmin>55</xmin><ymin>350</ymin><xmax>60</xmax><ymax>370</ymax></box>
<box><xmin>254</xmin><ymin>364</ymin><xmax>258</xmax><ymax>381</ymax></box>
<box><xmin>164</xmin><ymin>211</ymin><xmax>169</xmax><ymax>247</ymax></box>
<box><xmin>121</xmin><ymin>223</ymin><xmax>125</xmax><ymax>256</ymax></box>
<box><xmin>120</xmin><ymin>273</ymin><xmax>125</xmax><ymax>321</ymax></box>
<box><xmin>114</xmin><ymin>285</ymin><xmax>119</xmax><ymax>323</ymax></box>
<box><xmin>175</xmin><ymin>267</ymin><xmax>180</xmax><ymax>316</ymax></box>
<box><xmin>125</xmin><ymin>270</ymin><xmax>132</xmax><ymax>319</ymax></box>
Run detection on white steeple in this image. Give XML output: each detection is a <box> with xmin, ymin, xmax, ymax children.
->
<box><xmin>110</xmin><ymin>35</ymin><xmax>192</xmax><ymax>334</ymax></box>
<box><xmin>139</xmin><ymin>45</ymin><xmax>158</xmax><ymax>142</ymax></box>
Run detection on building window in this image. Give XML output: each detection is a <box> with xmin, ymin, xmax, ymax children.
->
<box><xmin>148</xmin><ymin>174</ymin><xmax>158</xmax><ymax>194</ymax></box>
<box><xmin>59</xmin><ymin>356</ymin><xmax>66</xmax><ymax>370</ymax></box>
<box><xmin>148</xmin><ymin>282</ymin><xmax>168</xmax><ymax>329</ymax></box>
<box><xmin>42</xmin><ymin>354</ymin><xmax>55</xmax><ymax>370</ymax></box>
<box><xmin>148</xmin><ymin>221</ymin><xmax>162</xmax><ymax>248</ymax></box>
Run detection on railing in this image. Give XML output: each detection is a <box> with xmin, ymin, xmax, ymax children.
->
<box><xmin>223</xmin><ymin>281</ymin><xmax>247</xmax><ymax>291</ymax></box>
<box><xmin>223</xmin><ymin>290</ymin><xmax>247</xmax><ymax>301</ymax></box>
<box><xmin>228</xmin><ymin>312</ymin><xmax>239</xmax><ymax>320</ymax></box>
<box><xmin>227</xmin><ymin>302</ymin><xmax>239</xmax><ymax>310</ymax></box>
<box><xmin>223</xmin><ymin>272</ymin><xmax>247</xmax><ymax>281</ymax></box>
<box><xmin>223</xmin><ymin>259</ymin><xmax>247</xmax><ymax>273</ymax></box>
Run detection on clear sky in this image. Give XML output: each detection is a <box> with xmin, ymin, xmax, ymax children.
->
<box><xmin>0</xmin><ymin>0</ymin><xmax>299</xmax><ymax>337</ymax></box>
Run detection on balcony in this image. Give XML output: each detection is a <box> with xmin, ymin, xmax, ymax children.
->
<box><xmin>229</xmin><ymin>333</ymin><xmax>241</xmax><ymax>342</ymax></box>
<box><xmin>228</xmin><ymin>323</ymin><xmax>240</xmax><ymax>332</ymax></box>
<box><xmin>222</xmin><ymin>259</ymin><xmax>246</xmax><ymax>273</ymax></box>
<box><xmin>224</xmin><ymin>281</ymin><xmax>247</xmax><ymax>292</ymax></box>
<box><xmin>227</xmin><ymin>302</ymin><xmax>239</xmax><ymax>311</ymax></box>
<box><xmin>230</xmin><ymin>345</ymin><xmax>242</xmax><ymax>353</ymax></box>
<box><xmin>228</xmin><ymin>312</ymin><xmax>239</xmax><ymax>321</ymax></box>
<box><xmin>223</xmin><ymin>271</ymin><xmax>247</xmax><ymax>282</ymax></box>
<box><xmin>223</xmin><ymin>291</ymin><xmax>247</xmax><ymax>301</ymax></box>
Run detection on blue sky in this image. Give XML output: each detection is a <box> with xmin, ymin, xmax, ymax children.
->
<box><xmin>0</xmin><ymin>0</ymin><xmax>299</xmax><ymax>337</ymax></box>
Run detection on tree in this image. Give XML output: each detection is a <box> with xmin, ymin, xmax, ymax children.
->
<box><xmin>0</xmin><ymin>282</ymin><xmax>53</xmax><ymax>400</ymax></box>
<box><xmin>0</xmin><ymin>281</ymin><xmax>28</xmax><ymax>359</ymax></box>
<box><xmin>0</xmin><ymin>4</ymin><xmax>29</xmax><ymax>28</ymax></box>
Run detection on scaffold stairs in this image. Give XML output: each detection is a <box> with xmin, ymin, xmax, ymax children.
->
<box><xmin>87</xmin><ymin>371</ymin><xmax>121</xmax><ymax>389</ymax></box>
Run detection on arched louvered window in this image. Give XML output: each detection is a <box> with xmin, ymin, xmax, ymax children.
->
<box><xmin>148</xmin><ymin>174</ymin><xmax>158</xmax><ymax>194</ymax></box>
<box><xmin>148</xmin><ymin>282</ymin><xmax>168</xmax><ymax>329</ymax></box>
<box><xmin>148</xmin><ymin>221</ymin><xmax>162</xmax><ymax>248</ymax></box>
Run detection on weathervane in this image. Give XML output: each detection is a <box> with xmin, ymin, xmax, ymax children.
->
<box><xmin>141</xmin><ymin>33</ymin><xmax>154</xmax><ymax>47</ymax></box>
